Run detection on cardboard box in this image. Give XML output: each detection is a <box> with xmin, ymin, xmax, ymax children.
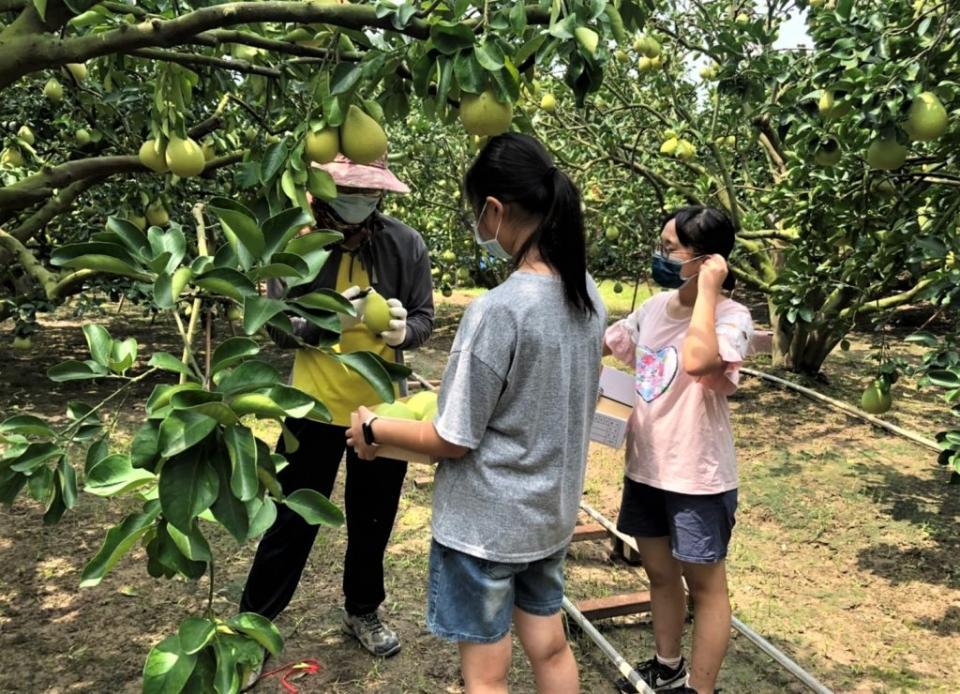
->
<box><xmin>351</xmin><ymin>412</ymin><xmax>435</xmax><ymax>465</ymax></box>
<box><xmin>590</xmin><ymin>367</ymin><xmax>636</xmax><ymax>448</ymax></box>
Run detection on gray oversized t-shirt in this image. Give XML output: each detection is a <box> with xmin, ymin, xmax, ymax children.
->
<box><xmin>432</xmin><ymin>271</ymin><xmax>606</xmax><ymax>562</ymax></box>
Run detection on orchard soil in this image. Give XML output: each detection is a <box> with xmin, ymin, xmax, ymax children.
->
<box><xmin>1</xmin><ymin>288</ymin><xmax>958</xmax><ymax>693</ymax></box>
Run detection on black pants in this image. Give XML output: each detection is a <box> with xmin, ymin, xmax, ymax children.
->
<box><xmin>240</xmin><ymin>418</ymin><xmax>408</xmax><ymax>620</ymax></box>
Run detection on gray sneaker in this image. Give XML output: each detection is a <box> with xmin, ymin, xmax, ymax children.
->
<box><xmin>342</xmin><ymin>611</ymin><xmax>402</xmax><ymax>657</ymax></box>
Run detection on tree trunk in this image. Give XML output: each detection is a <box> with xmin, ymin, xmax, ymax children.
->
<box><xmin>768</xmin><ymin>299</ymin><xmax>846</xmax><ymax>376</ymax></box>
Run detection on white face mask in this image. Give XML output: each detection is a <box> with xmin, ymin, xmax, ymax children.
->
<box><xmin>472</xmin><ymin>202</ymin><xmax>513</xmax><ymax>261</ymax></box>
<box><xmin>329</xmin><ymin>193</ymin><xmax>381</xmax><ymax>224</ymax></box>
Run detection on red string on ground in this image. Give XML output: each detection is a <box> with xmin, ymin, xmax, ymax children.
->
<box><xmin>259</xmin><ymin>658</ymin><xmax>324</xmax><ymax>693</ymax></box>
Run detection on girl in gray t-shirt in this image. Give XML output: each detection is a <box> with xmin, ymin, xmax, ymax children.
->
<box><xmin>347</xmin><ymin>133</ymin><xmax>605</xmax><ymax>693</ymax></box>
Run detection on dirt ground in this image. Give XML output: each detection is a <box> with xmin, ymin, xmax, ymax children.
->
<box><xmin>0</xmin><ymin>292</ymin><xmax>958</xmax><ymax>693</ymax></box>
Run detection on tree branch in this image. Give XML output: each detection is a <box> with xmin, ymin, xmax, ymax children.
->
<box><xmin>0</xmin><ymin>227</ymin><xmax>58</xmax><ymax>296</ymax></box>
<box><xmin>129</xmin><ymin>48</ymin><xmax>282</xmax><ymax>77</ymax></box>
<box><xmin>838</xmin><ymin>279</ymin><xmax>936</xmax><ymax>320</ymax></box>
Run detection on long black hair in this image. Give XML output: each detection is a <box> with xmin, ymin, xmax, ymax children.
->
<box><xmin>464</xmin><ymin>133</ymin><xmax>595</xmax><ymax>314</ymax></box>
<box><xmin>666</xmin><ymin>205</ymin><xmax>737</xmax><ymax>291</ymax></box>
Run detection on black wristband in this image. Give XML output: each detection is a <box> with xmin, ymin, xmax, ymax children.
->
<box><xmin>362</xmin><ymin>416</ymin><xmax>379</xmax><ymax>446</ymax></box>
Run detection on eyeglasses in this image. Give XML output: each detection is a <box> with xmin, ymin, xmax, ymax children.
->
<box><xmin>653</xmin><ymin>241</ymin><xmax>696</xmax><ymax>261</ymax></box>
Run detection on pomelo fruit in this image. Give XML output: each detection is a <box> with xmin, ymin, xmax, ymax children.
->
<box><xmin>860</xmin><ymin>381</ymin><xmax>892</xmax><ymax>414</ymax></box>
<box><xmin>904</xmin><ymin>91</ymin><xmax>948</xmax><ymax>141</ymax></box>
<box><xmin>866</xmin><ymin>137</ymin><xmax>907</xmax><ymax>171</ymax></box>
<box><xmin>613</xmin><ymin>282</ymin><xmax>624</xmax><ymax>294</ymax></box>
<box><xmin>146</xmin><ymin>200</ymin><xmax>169</xmax><ymax>227</ymax></box>
<box><xmin>139</xmin><ymin>139</ymin><xmax>168</xmax><ymax>173</ymax></box>
<box><xmin>17</xmin><ymin>125</ymin><xmax>34</xmax><ymax>145</ymax></box>
<box><xmin>165</xmin><ymin>135</ymin><xmax>206</xmax><ymax>177</ymax></box>
<box><xmin>406</xmin><ymin>391</ymin><xmax>439</xmax><ymax>420</ymax></box>
<box><xmin>574</xmin><ymin>27</ymin><xmax>599</xmax><ymax>56</ymax></box>
<box><xmin>363</xmin><ymin>291</ymin><xmax>392</xmax><ymax>335</ymax></box>
<box><xmin>227</xmin><ymin>305</ymin><xmax>243</xmax><ymax>322</ymax></box>
<box><xmin>1</xmin><ymin>146</ymin><xmax>24</xmax><ymax>167</ymax></box>
<box><xmin>374</xmin><ymin>401</ymin><xmax>417</xmax><ymax>420</ymax></box>
<box><xmin>12</xmin><ymin>336</ymin><xmax>32</xmax><ymax>350</ymax></box>
<box><xmin>441</xmin><ymin>286</ymin><xmax>453</xmax><ymax>298</ymax></box>
<box><xmin>814</xmin><ymin>138</ymin><xmax>842</xmax><ymax>166</ymax></box>
<box><xmin>460</xmin><ymin>89</ymin><xmax>513</xmax><ymax>137</ymax></box>
<box><xmin>305</xmin><ymin>127</ymin><xmax>339</xmax><ymax>164</ymax></box>
<box><xmin>66</xmin><ymin>63</ymin><xmax>88</xmax><ymax>82</ymax></box>
<box><xmin>340</xmin><ymin>105</ymin><xmax>388</xmax><ymax>165</ymax></box>
<box><xmin>540</xmin><ymin>93</ymin><xmax>557</xmax><ymax>113</ymax></box>
<box><xmin>456</xmin><ymin>267</ymin><xmax>471</xmax><ymax>282</ymax></box>
<box><xmin>75</xmin><ymin>128</ymin><xmax>91</xmax><ymax>146</ymax></box>
<box><xmin>605</xmin><ymin>227</ymin><xmax>620</xmax><ymax>241</ymax></box>
<box><xmin>44</xmin><ymin>78</ymin><xmax>63</xmax><ymax>103</ymax></box>
<box><xmin>660</xmin><ymin>137</ymin><xmax>679</xmax><ymax>156</ymax></box>
<box><xmin>441</xmin><ymin>250</ymin><xmax>457</xmax><ymax>263</ymax></box>
<box><xmin>676</xmin><ymin>139</ymin><xmax>696</xmax><ymax>160</ymax></box>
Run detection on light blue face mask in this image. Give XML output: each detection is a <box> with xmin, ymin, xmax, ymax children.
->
<box><xmin>472</xmin><ymin>202</ymin><xmax>513</xmax><ymax>261</ymax></box>
<box><xmin>329</xmin><ymin>193</ymin><xmax>381</xmax><ymax>224</ymax></box>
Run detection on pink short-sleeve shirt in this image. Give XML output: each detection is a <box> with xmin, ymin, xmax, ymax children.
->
<box><xmin>605</xmin><ymin>292</ymin><xmax>754</xmax><ymax>495</ymax></box>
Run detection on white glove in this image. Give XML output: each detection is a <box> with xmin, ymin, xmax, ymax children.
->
<box><xmin>381</xmin><ymin>298</ymin><xmax>408</xmax><ymax>347</ymax></box>
<box><xmin>340</xmin><ymin>285</ymin><xmax>368</xmax><ymax>331</ymax></box>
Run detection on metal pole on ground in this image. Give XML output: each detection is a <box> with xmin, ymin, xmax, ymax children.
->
<box><xmin>561</xmin><ymin>597</ymin><xmax>654</xmax><ymax>694</ymax></box>
<box><xmin>578</xmin><ymin>502</ymin><xmax>835</xmax><ymax>694</ymax></box>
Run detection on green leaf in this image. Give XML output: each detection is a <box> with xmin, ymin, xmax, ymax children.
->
<box><xmin>215</xmin><ymin>360</ymin><xmax>282</xmax><ymax>395</ymax></box>
<box><xmin>0</xmin><ymin>469</ymin><xmax>27</xmax><ymax>505</ymax></box>
<box><xmin>194</xmin><ymin>268</ymin><xmax>258</xmax><ymax>302</ymax></box>
<box><xmin>430</xmin><ymin>21</ymin><xmax>476</xmax><ymax>54</ymax></box>
<box><xmin>83</xmin><ymin>324</ymin><xmax>112</xmax><ymax>367</ymax></box>
<box><xmin>283</xmin><ymin>488</ymin><xmax>344</xmax><ymax>527</ymax></box>
<box><xmin>929</xmin><ymin>370</ymin><xmax>960</xmax><ymax>389</ymax></box>
<box><xmin>259</xmin><ymin>142</ymin><xmax>288</xmax><ymax>186</ymax></box>
<box><xmin>330</xmin><ymin>62</ymin><xmax>363</xmax><ymax>96</ymax></box>
<box><xmin>50</xmin><ymin>243</ymin><xmax>150</xmax><ymax>280</ymax></box>
<box><xmin>106</xmin><ymin>216</ymin><xmax>150</xmax><ymax>257</ymax></box>
<box><xmin>85</xmin><ymin>453</ymin><xmax>155</xmax><ymax>497</ymax></box>
<box><xmin>475</xmin><ymin>39</ymin><xmax>505</xmax><ymax>71</ymax></box>
<box><xmin>292</xmin><ymin>289</ymin><xmax>355</xmax><ymax>315</ymax></box>
<box><xmin>307</xmin><ymin>168</ymin><xmax>337</xmax><ymax>201</ymax></box>
<box><xmin>211</xmin><ymin>337</ymin><xmax>260</xmax><ymax>375</ymax></box>
<box><xmin>242</xmin><ymin>296</ymin><xmax>287</xmax><ymax>335</ymax></box>
<box><xmin>33</xmin><ymin>0</ymin><xmax>46</xmax><ymax>21</ymax></box>
<box><xmin>48</xmin><ymin>360</ymin><xmax>109</xmax><ymax>382</ymax></box>
<box><xmin>159</xmin><ymin>410</ymin><xmax>218</xmax><ymax>458</ymax></box>
<box><xmin>149</xmin><ymin>352</ymin><xmax>193</xmax><ymax>377</ymax></box>
<box><xmin>285</xmin><ymin>230</ymin><xmax>341</xmax><ymax>256</ymax></box>
<box><xmin>58</xmin><ymin>455</ymin><xmax>78</xmax><ymax>510</ymax></box>
<box><xmin>0</xmin><ymin>414</ymin><xmax>55</xmax><ymax>438</ymax></box>
<box><xmin>454</xmin><ymin>50</ymin><xmax>486</xmax><ymax>94</ymax></box>
<box><xmin>167</xmin><ymin>521</ymin><xmax>212</xmax><ymax>562</ymax></box>
<box><xmin>262</xmin><ymin>208</ymin><xmax>313</xmax><ymax>258</ymax></box>
<box><xmin>9</xmin><ymin>442</ymin><xmax>63</xmax><ymax>473</ymax></box>
<box><xmin>178</xmin><ymin>618</ymin><xmax>216</xmax><ymax>656</ymax></box>
<box><xmin>208</xmin><ymin>198</ymin><xmax>266</xmax><ymax>260</ymax></box>
<box><xmin>226</xmin><ymin>613</ymin><xmax>283</xmax><ymax>656</ymax></box>
<box><xmin>109</xmin><ymin>337</ymin><xmax>138</xmax><ymax>373</ymax></box>
<box><xmin>147</xmin><ymin>226</ymin><xmax>187</xmax><ymax>275</ymax></box>
<box><xmin>336</xmin><ymin>352</ymin><xmax>398</xmax><ymax>402</ymax></box>
<box><xmin>224</xmin><ymin>425</ymin><xmax>258</xmax><ymax>502</ymax></box>
<box><xmin>43</xmin><ymin>470</ymin><xmax>67</xmax><ymax>525</ymax></box>
<box><xmin>131</xmin><ymin>421</ymin><xmax>162</xmax><ymax>473</ymax></box>
<box><xmin>80</xmin><ymin>499</ymin><xmax>161</xmax><ymax>587</ymax></box>
<box><xmin>143</xmin><ymin>634</ymin><xmax>198</xmax><ymax>694</ymax></box>
<box><xmin>268</xmin><ymin>385</ymin><xmax>319</xmax><ymax>419</ymax></box>
<box><xmin>245</xmin><ymin>495</ymin><xmax>277</xmax><ymax>539</ymax></box>
<box><xmin>209</xmin><ymin>453</ymin><xmax>249</xmax><ymax>543</ymax></box>
<box><xmin>159</xmin><ymin>450</ymin><xmax>220</xmax><ymax>533</ymax></box>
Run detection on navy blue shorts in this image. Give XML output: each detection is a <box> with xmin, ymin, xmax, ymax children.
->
<box><xmin>426</xmin><ymin>540</ymin><xmax>567</xmax><ymax>644</ymax></box>
<box><xmin>617</xmin><ymin>478</ymin><xmax>737</xmax><ymax>564</ymax></box>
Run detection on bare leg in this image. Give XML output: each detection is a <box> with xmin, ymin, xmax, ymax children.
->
<box><xmin>459</xmin><ymin>634</ymin><xmax>512</xmax><ymax>694</ymax></box>
<box><xmin>681</xmin><ymin>560</ymin><xmax>731</xmax><ymax>694</ymax></box>
<box><xmin>513</xmin><ymin>608</ymin><xmax>579</xmax><ymax>694</ymax></box>
<box><xmin>634</xmin><ymin>536</ymin><xmax>686</xmax><ymax>660</ymax></box>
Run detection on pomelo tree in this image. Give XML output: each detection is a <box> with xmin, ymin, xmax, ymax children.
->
<box><xmin>0</xmin><ymin>1</ymin><xmax>658</xmax><ymax>690</ymax></box>
<box><xmin>530</xmin><ymin>0</ymin><xmax>958</xmax><ymax>377</ymax></box>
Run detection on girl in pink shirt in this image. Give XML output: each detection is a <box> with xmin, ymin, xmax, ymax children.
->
<box><xmin>605</xmin><ymin>207</ymin><xmax>753</xmax><ymax>694</ymax></box>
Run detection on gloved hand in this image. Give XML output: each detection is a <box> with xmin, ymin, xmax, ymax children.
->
<box><xmin>380</xmin><ymin>298</ymin><xmax>408</xmax><ymax>347</ymax></box>
<box><xmin>340</xmin><ymin>285</ymin><xmax>368</xmax><ymax>331</ymax></box>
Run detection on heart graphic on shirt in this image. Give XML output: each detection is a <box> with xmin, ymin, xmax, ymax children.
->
<box><xmin>635</xmin><ymin>345</ymin><xmax>679</xmax><ymax>403</ymax></box>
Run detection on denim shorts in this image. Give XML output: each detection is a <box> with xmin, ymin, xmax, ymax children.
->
<box><xmin>617</xmin><ymin>478</ymin><xmax>737</xmax><ymax>564</ymax></box>
<box><xmin>426</xmin><ymin>540</ymin><xmax>567</xmax><ymax>643</ymax></box>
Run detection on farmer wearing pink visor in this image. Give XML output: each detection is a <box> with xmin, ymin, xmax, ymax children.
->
<box><xmin>240</xmin><ymin>154</ymin><xmax>434</xmax><ymax>661</ymax></box>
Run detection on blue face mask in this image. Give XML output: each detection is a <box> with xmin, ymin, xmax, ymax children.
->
<box><xmin>472</xmin><ymin>202</ymin><xmax>513</xmax><ymax>261</ymax></box>
<box><xmin>329</xmin><ymin>193</ymin><xmax>381</xmax><ymax>225</ymax></box>
<box><xmin>651</xmin><ymin>250</ymin><xmax>702</xmax><ymax>289</ymax></box>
